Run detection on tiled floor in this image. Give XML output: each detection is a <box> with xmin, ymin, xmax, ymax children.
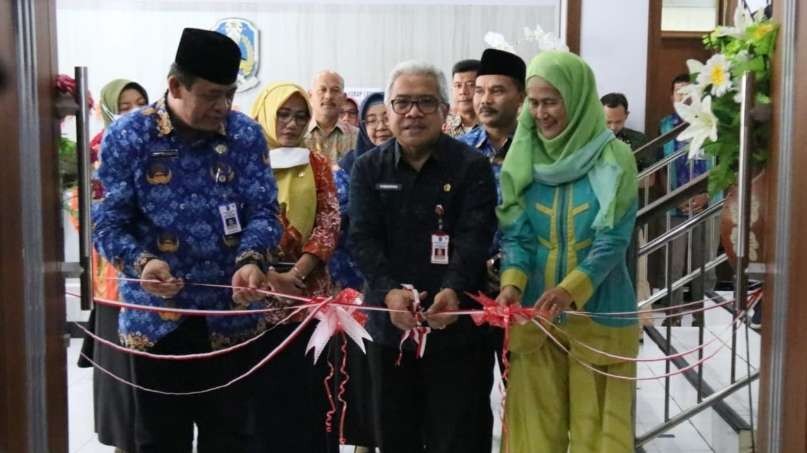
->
<box><xmin>66</xmin><ymin>292</ymin><xmax>760</xmax><ymax>452</ymax></box>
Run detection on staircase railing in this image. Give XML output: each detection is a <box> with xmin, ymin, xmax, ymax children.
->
<box><xmin>631</xmin><ymin>72</ymin><xmax>759</xmax><ymax>451</ymax></box>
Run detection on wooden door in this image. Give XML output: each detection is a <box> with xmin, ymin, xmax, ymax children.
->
<box><xmin>0</xmin><ymin>1</ymin><xmax>68</xmax><ymax>452</ymax></box>
<box><xmin>644</xmin><ymin>0</ymin><xmax>715</xmax><ymax>135</ymax></box>
<box><xmin>760</xmin><ymin>0</ymin><xmax>807</xmax><ymax>451</ymax></box>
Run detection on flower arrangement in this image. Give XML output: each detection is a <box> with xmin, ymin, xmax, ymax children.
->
<box><xmin>484</xmin><ymin>24</ymin><xmax>568</xmax><ymax>56</ymax></box>
<box><xmin>674</xmin><ymin>5</ymin><xmax>778</xmax><ymax>194</ymax></box>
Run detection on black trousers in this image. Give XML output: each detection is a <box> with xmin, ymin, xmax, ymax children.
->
<box><xmin>368</xmin><ymin>341</ymin><xmax>495</xmax><ymax>453</ymax></box>
<box><xmin>246</xmin><ymin>323</ymin><xmax>338</xmax><ymax>453</ymax></box>
<box><xmin>130</xmin><ymin>317</ymin><xmax>253</xmax><ymax>453</ymax></box>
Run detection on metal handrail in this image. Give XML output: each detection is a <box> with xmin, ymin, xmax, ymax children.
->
<box><xmin>636</xmin><ymin>371</ymin><xmax>759</xmax><ymax>447</ymax></box>
<box><xmin>733</xmin><ymin>72</ymin><xmax>757</xmax><ymax>451</ymax></box>
<box><xmin>636</xmin><ymin>173</ymin><xmax>710</xmax><ymax>225</ymax></box>
<box><xmin>632</xmin><ymin>120</ymin><xmax>687</xmax><ymax>159</ymax></box>
<box><xmin>637</xmin><ymin>144</ymin><xmax>689</xmax><ymax>181</ymax></box>
<box><xmin>639</xmin><ymin>200</ymin><xmax>725</xmax><ymax>257</ymax></box>
<box><xmin>637</xmin><ymin>253</ymin><xmax>728</xmax><ymax>308</ymax></box>
<box><xmin>634</xmin><ymin>74</ymin><xmax>759</xmax><ymax>450</ymax></box>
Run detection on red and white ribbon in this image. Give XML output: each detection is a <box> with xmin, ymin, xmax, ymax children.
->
<box><xmin>306</xmin><ymin>288</ymin><xmax>372</xmax><ymax>363</ymax></box>
<box><xmin>397</xmin><ymin>284</ymin><xmax>431</xmax><ymax>365</ymax></box>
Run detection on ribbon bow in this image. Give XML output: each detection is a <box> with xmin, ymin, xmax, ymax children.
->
<box><xmin>306</xmin><ymin>289</ymin><xmax>372</xmax><ymax>363</ymax></box>
<box><xmin>467</xmin><ymin>291</ymin><xmax>534</xmax><ymax>328</ymax></box>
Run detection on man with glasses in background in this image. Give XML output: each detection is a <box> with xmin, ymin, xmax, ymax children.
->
<box><xmin>349</xmin><ymin>60</ymin><xmax>497</xmax><ymax>453</ymax></box>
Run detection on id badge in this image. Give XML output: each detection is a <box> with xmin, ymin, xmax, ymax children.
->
<box><xmin>431</xmin><ymin>233</ymin><xmax>450</xmax><ymax>265</ymax></box>
<box><xmin>219</xmin><ymin>203</ymin><xmax>242</xmax><ymax>235</ymax></box>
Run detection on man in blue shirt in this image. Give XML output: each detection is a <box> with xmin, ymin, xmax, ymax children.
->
<box><xmin>458</xmin><ymin>48</ymin><xmax>526</xmax><ymax>292</ymax></box>
<box><xmin>93</xmin><ymin>28</ymin><xmax>281</xmax><ymax>451</ymax></box>
<box><xmin>659</xmin><ymin>73</ymin><xmax>717</xmax><ymax>324</ymax></box>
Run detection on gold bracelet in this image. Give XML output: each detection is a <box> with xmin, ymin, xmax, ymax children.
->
<box><xmin>291</xmin><ymin>265</ymin><xmax>307</xmax><ymax>281</ymax></box>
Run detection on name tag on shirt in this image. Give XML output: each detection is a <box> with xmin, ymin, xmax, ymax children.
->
<box><xmin>431</xmin><ymin>232</ymin><xmax>450</xmax><ymax>265</ymax></box>
<box><xmin>219</xmin><ymin>203</ymin><xmax>242</xmax><ymax>235</ymax></box>
<box><xmin>375</xmin><ymin>183</ymin><xmax>402</xmax><ymax>191</ymax></box>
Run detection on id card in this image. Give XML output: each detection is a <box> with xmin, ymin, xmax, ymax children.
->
<box><xmin>431</xmin><ymin>233</ymin><xmax>450</xmax><ymax>265</ymax></box>
<box><xmin>219</xmin><ymin>203</ymin><xmax>242</xmax><ymax>235</ymax></box>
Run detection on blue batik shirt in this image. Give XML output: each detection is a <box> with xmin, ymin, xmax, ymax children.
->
<box><xmin>93</xmin><ymin>96</ymin><xmax>282</xmax><ymax>351</ymax></box>
<box><xmin>457</xmin><ymin>126</ymin><xmax>511</xmax><ymax>256</ymax></box>
<box><xmin>660</xmin><ymin>113</ymin><xmax>713</xmax><ymax>205</ymax></box>
<box><xmin>328</xmin><ymin>164</ymin><xmax>365</xmax><ymax>290</ymax></box>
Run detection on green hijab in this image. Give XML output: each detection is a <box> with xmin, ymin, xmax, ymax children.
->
<box><xmin>497</xmin><ymin>51</ymin><xmax>637</xmax><ymax>230</ymax></box>
<box><xmin>99</xmin><ymin>79</ymin><xmax>146</xmax><ymax>127</ymax></box>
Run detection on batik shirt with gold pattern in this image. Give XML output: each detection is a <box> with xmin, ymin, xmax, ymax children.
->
<box><xmin>303</xmin><ymin>121</ymin><xmax>358</xmax><ymax>163</ymax></box>
<box><xmin>93</xmin><ymin>97</ymin><xmax>282</xmax><ymax>351</ymax></box>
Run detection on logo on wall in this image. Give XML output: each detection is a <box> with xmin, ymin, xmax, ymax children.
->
<box><xmin>213</xmin><ymin>18</ymin><xmax>260</xmax><ymax>92</ymax></box>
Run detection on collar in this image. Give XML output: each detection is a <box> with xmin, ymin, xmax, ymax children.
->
<box><xmin>475</xmin><ymin>127</ymin><xmax>513</xmax><ymax>150</ymax></box>
<box><xmin>308</xmin><ymin>119</ymin><xmax>348</xmax><ymax>135</ymax></box>
<box><xmin>393</xmin><ymin>135</ymin><xmax>446</xmax><ymax>168</ymax></box>
<box><xmin>144</xmin><ymin>94</ymin><xmax>228</xmax><ymax>138</ymax></box>
<box><xmin>445</xmin><ymin>112</ymin><xmax>462</xmax><ymax>129</ymax></box>
<box><xmin>269</xmin><ymin>147</ymin><xmax>310</xmax><ymax>169</ymax></box>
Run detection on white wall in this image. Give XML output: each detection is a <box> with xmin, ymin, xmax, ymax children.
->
<box><xmin>57</xmin><ymin>0</ymin><xmax>560</xmax><ymax>137</ymax></box>
<box><xmin>580</xmin><ymin>0</ymin><xmax>649</xmax><ymax>133</ymax></box>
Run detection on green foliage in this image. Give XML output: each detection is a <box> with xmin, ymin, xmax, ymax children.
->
<box><xmin>59</xmin><ymin>136</ymin><xmax>78</xmax><ymax>191</ymax></box>
<box><xmin>696</xmin><ymin>18</ymin><xmax>778</xmax><ymax>194</ymax></box>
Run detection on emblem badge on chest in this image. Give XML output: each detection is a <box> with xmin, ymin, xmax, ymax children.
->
<box><xmin>211</xmin><ymin>161</ymin><xmax>235</xmax><ymax>183</ymax></box>
<box><xmin>157</xmin><ymin>231</ymin><xmax>179</xmax><ymax>253</ymax></box>
<box><xmin>146</xmin><ymin>161</ymin><xmax>172</xmax><ymax>185</ymax></box>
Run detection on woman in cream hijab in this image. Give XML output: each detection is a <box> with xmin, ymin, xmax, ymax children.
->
<box><xmin>249</xmin><ymin>82</ymin><xmax>340</xmax><ymax>452</ymax></box>
<box><xmin>251</xmin><ymin>82</ymin><xmax>340</xmax><ymax>299</ymax></box>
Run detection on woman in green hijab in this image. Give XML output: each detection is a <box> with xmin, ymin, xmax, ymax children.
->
<box><xmin>90</xmin><ymin>79</ymin><xmax>148</xmax><ymax>165</ymax></box>
<box><xmin>496</xmin><ymin>51</ymin><xmax>639</xmax><ymax>452</ymax></box>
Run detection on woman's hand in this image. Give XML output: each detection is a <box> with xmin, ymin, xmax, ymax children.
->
<box><xmin>266</xmin><ymin>269</ymin><xmax>304</xmax><ymax>297</ymax></box>
<box><xmin>535</xmin><ymin>287</ymin><xmax>574</xmax><ymax>321</ymax></box>
<box><xmin>496</xmin><ymin>285</ymin><xmax>522</xmax><ymax>307</ymax></box>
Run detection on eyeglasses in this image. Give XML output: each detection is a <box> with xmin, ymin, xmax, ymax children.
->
<box><xmin>363</xmin><ymin>115</ymin><xmax>389</xmax><ymax>127</ymax></box>
<box><xmin>389</xmin><ymin>96</ymin><xmax>442</xmax><ymax>115</ymax></box>
<box><xmin>277</xmin><ymin>109</ymin><xmax>311</xmax><ymax>125</ymax></box>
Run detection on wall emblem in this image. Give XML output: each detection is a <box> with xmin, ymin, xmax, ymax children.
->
<box><xmin>214</xmin><ymin>18</ymin><xmax>260</xmax><ymax>92</ymax></box>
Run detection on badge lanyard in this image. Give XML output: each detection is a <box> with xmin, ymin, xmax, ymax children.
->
<box><xmin>430</xmin><ymin>204</ymin><xmax>449</xmax><ymax>265</ymax></box>
<box><xmin>212</xmin><ymin>142</ymin><xmax>243</xmax><ymax>237</ymax></box>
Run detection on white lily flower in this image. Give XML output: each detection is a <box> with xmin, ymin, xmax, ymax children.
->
<box><xmin>674</xmin><ymin>95</ymin><xmax>719</xmax><ymax>159</ymax></box>
<box><xmin>682</xmin><ymin>59</ymin><xmax>707</xmax><ymax>100</ymax></box>
<box><xmin>697</xmin><ymin>53</ymin><xmax>733</xmax><ymax>97</ymax></box>
<box><xmin>484</xmin><ymin>32</ymin><xmax>515</xmax><ymax>53</ymax></box>
<box><xmin>687</xmin><ymin>59</ymin><xmax>704</xmax><ymax>75</ymax></box>
<box><xmin>714</xmin><ymin>4</ymin><xmax>753</xmax><ymax>38</ymax></box>
<box><xmin>523</xmin><ymin>25</ymin><xmax>546</xmax><ymax>41</ymax></box>
<box><xmin>677</xmin><ymin>82</ymin><xmax>703</xmax><ymax>103</ymax></box>
<box><xmin>537</xmin><ymin>33</ymin><xmax>569</xmax><ymax>52</ymax></box>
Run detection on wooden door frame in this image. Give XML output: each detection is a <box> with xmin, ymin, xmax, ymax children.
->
<box><xmin>0</xmin><ymin>1</ymin><xmax>67</xmax><ymax>452</ymax></box>
<box><xmin>565</xmin><ymin>0</ymin><xmax>581</xmax><ymax>54</ymax></box>
<box><xmin>759</xmin><ymin>0</ymin><xmax>807</xmax><ymax>451</ymax></box>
